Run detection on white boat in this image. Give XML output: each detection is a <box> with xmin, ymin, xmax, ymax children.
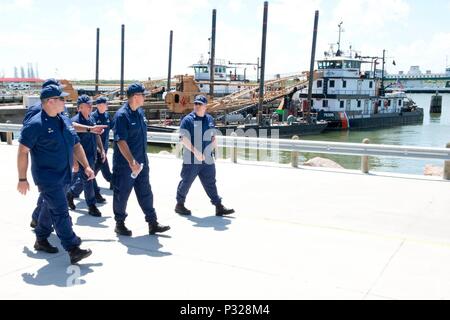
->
<box><xmin>292</xmin><ymin>43</ymin><xmax>424</xmax><ymax>130</ymax></box>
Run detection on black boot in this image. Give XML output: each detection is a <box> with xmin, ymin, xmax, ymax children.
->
<box><xmin>66</xmin><ymin>192</ymin><xmax>76</xmax><ymax>210</ymax></box>
<box><xmin>34</xmin><ymin>239</ymin><xmax>59</xmax><ymax>254</ymax></box>
<box><xmin>30</xmin><ymin>219</ymin><xmax>37</xmax><ymax>229</ymax></box>
<box><xmin>149</xmin><ymin>222</ymin><xmax>170</xmax><ymax>235</ymax></box>
<box><xmin>216</xmin><ymin>204</ymin><xmax>235</xmax><ymax>216</ymax></box>
<box><xmin>88</xmin><ymin>205</ymin><xmax>102</xmax><ymax>217</ymax></box>
<box><xmin>115</xmin><ymin>221</ymin><xmax>132</xmax><ymax>236</ymax></box>
<box><xmin>69</xmin><ymin>246</ymin><xmax>92</xmax><ymax>264</ymax></box>
<box><xmin>95</xmin><ymin>193</ymin><xmax>106</xmax><ymax>204</ymax></box>
<box><xmin>175</xmin><ymin>203</ymin><xmax>192</xmax><ymax>216</ymax></box>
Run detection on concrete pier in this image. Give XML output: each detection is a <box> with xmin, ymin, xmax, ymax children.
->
<box><xmin>0</xmin><ymin>142</ymin><xmax>449</xmax><ymax>299</ymax></box>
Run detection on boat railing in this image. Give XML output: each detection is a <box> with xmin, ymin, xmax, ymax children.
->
<box><xmin>1</xmin><ymin>123</ymin><xmax>449</xmax><ymax>178</ymax></box>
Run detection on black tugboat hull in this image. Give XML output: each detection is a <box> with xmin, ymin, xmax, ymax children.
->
<box><xmin>319</xmin><ymin>110</ymin><xmax>424</xmax><ymax>131</ymax></box>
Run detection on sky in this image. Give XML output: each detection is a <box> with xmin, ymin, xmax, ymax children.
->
<box><xmin>1</xmin><ymin>0</ymin><xmax>449</xmax><ymax>81</ymax></box>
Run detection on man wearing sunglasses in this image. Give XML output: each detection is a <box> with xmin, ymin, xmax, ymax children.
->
<box><xmin>175</xmin><ymin>95</ymin><xmax>235</xmax><ymax>217</ymax></box>
<box><xmin>25</xmin><ymin>79</ymin><xmax>107</xmax><ymax>229</ymax></box>
<box><xmin>17</xmin><ymin>85</ymin><xmax>93</xmax><ymax>264</ymax></box>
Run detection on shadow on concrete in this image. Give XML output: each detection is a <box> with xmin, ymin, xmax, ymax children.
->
<box><xmin>21</xmin><ymin>245</ymin><xmax>102</xmax><ymax>287</ymax></box>
<box><xmin>184</xmin><ymin>215</ymin><xmax>234</xmax><ymax>231</ymax></box>
<box><xmin>75</xmin><ymin>215</ymin><xmax>111</xmax><ymax>229</ymax></box>
<box><xmin>117</xmin><ymin>234</ymin><xmax>172</xmax><ymax>258</ymax></box>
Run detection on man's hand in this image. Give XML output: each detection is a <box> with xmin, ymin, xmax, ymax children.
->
<box><xmin>129</xmin><ymin>160</ymin><xmax>141</xmax><ymax>174</ymax></box>
<box><xmin>17</xmin><ymin>181</ymin><xmax>30</xmax><ymax>195</ymax></box>
<box><xmin>84</xmin><ymin>166</ymin><xmax>95</xmax><ymax>181</ymax></box>
<box><xmin>100</xmin><ymin>150</ymin><xmax>106</xmax><ymax>163</ymax></box>
<box><xmin>194</xmin><ymin>149</ymin><xmax>205</xmax><ymax>162</ymax></box>
<box><xmin>91</xmin><ymin>125</ymin><xmax>108</xmax><ymax>135</ymax></box>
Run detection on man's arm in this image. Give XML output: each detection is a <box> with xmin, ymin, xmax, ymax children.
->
<box><xmin>72</xmin><ymin>122</ymin><xmax>107</xmax><ymax>135</ymax></box>
<box><xmin>73</xmin><ymin>143</ymin><xmax>95</xmax><ymax>180</ymax></box>
<box><xmin>17</xmin><ymin>144</ymin><xmax>30</xmax><ymax>195</ymax></box>
<box><xmin>95</xmin><ymin>135</ymin><xmax>106</xmax><ymax>162</ymax></box>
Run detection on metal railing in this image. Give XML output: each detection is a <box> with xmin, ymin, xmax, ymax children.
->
<box><xmin>1</xmin><ymin>123</ymin><xmax>449</xmax><ymax>178</ymax></box>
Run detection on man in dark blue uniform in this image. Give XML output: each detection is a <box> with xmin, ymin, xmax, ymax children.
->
<box><xmin>17</xmin><ymin>85</ymin><xmax>93</xmax><ymax>264</ymax></box>
<box><xmin>26</xmin><ymin>79</ymin><xmax>107</xmax><ymax>228</ymax></box>
<box><xmin>91</xmin><ymin>96</ymin><xmax>113</xmax><ymax>201</ymax></box>
<box><xmin>175</xmin><ymin>95</ymin><xmax>235</xmax><ymax>217</ymax></box>
<box><xmin>66</xmin><ymin>95</ymin><xmax>104</xmax><ymax>217</ymax></box>
<box><xmin>112</xmin><ymin>83</ymin><xmax>170</xmax><ymax>236</ymax></box>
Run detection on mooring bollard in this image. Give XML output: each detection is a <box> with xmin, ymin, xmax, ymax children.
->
<box><xmin>231</xmin><ymin>132</ymin><xmax>238</xmax><ymax>163</ymax></box>
<box><xmin>361</xmin><ymin>138</ymin><xmax>370</xmax><ymax>174</ymax></box>
<box><xmin>291</xmin><ymin>135</ymin><xmax>300</xmax><ymax>168</ymax></box>
<box><xmin>5</xmin><ymin>120</ymin><xmax>12</xmax><ymax>145</ymax></box>
<box><xmin>6</xmin><ymin>131</ymin><xmax>12</xmax><ymax>145</ymax></box>
<box><xmin>444</xmin><ymin>142</ymin><xmax>450</xmax><ymax>180</ymax></box>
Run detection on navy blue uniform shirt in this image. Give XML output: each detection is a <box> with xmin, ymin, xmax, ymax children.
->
<box><xmin>113</xmin><ymin>103</ymin><xmax>148</xmax><ymax>168</ymax></box>
<box><xmin>19</xmin><ymin>110</ymin><xmax>79</xmax><ymax>187</ymax></box>
<box><xmin>91</xmin><ymin>109</ymin><xmax>111</xmax><ymax>151</ymax></box>
<box><xmin>71</xmin><ymin>112</ymin><xmax>97</xmax><ymax>164</ymax></box>
<box><xmin>179</xmin><ymin>111</ymin><xmax>216</xmax><ymax>163</ymax></box>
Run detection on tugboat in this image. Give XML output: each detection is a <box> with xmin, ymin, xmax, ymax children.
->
<box><xmin>292</xmin><ymin>29</ymin><xmax>424</xmax><ymax>130</ymax></box>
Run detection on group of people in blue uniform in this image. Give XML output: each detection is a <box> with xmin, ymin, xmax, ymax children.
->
<box><xmin>17</xmin><ymin>80</ymin><xmax>234</xmax><ymax>265</ymax></box>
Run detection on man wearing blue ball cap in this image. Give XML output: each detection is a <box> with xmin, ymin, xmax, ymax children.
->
<box><xmin>112</xmin><ymin>82</ymin><xmax>170</xmax><ymax>236</ymax></box>
<box><xmin>17</xmin><ymin>85</ymin><xmax>94</xmax><ymax>264</ymax></box>
<box><xmin>175</xmin><ymin>94</ymin><xmax>235</xmax><ymax>217</ymax></box>
<box><xmin>66</xmin><ymin>95</ymin><xmax>105</xmax><ymax>217</ymax></box>
<box><xmin>91</xmin><ymin>96</ymin><xmax>113</xmax><ymax>201</ymax></box>
<box><xmin>25</xmin><ymin>81</ymin><xmax>108</xmax><ymax>230</ymax></box>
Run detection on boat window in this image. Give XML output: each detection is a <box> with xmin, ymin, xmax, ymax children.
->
<box><xmin>318</xmin><ymin>61</ymin><xmax>324</xmax><ymax>69</ymax></box>
<box><xmin>335</xmin><ymin>61</ymin><xmax>342</xmax><ymax>69</ymax></box>
<box><xmin>329</xmin><ymin>80</ymin><xmax>335</xmax><ymax>88</ymax></box>
<box><xmin>340</xmin><ymin>100</ymin><xmax>344</xmax><ymax>108</ymax></box>
<box><xmin>369</xmin><ymin>81</ymin><xmax>373</xmax><ymax>88</ymax></box>
<box><xmin>357</xmin><ymin>100</ymin><xmax>361</xmax><ymax>108</ymax></box>
<box><xmin>398</xmin><ymin>100</ymin><xmax>402</xmax><ymax>106</ymax></box>
<box><xmin>317</xmin><ymin>80</ymin><xmax>323</xmax><ymax>88</ymax></box>
<box><xmin>323</xmin><ymin>100</ymin><xmax>328</xmax><ymax>108</ymax></box>
<box><xmin>388</xmin><ymin>100</ymin><xmax>391</xmax><ymax>106</ymax></box>
<box><xmin>343</xmin><ymin>80</ymin><xmax>347</xmax><ymax>88</ymax></box>
<box><xmin>344</xmin><ymin>61</ymin><xmax>352</xmax><ymax>68</ymax></box>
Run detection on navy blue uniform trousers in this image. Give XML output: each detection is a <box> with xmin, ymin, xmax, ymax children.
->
<box><xmin>176</xmin><ymin>163</ymin><xmax>222</xmax><ymax>205</ymax></box>
<box><xmin>112</xmin><ymin>166</ymin><xmax>157</xmax><ymax>224</ymax></box>
<box><xmin>35</xmin><ymin>184</ymin><xmax>81</xmax><ymax>251</ymax></box>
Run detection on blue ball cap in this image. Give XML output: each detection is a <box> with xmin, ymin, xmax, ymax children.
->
<box><xmin>126</xmin><ymin>82</ymin><xmax>149</xmax><ymax>97</ymax></box>
<box><xmin>77</xmin><ymin>94</ymin><xmax>93</xmax><ymax>106</ymax></box>
<box><xmin>40</xmin><ymin>84</ymin><xmax>69</xmax><ymax>100</ymax></box>
<box><xmin>42</xmin><ymin>78</ymin><xmax>61</xmax><ymax>88</ymax></box>
<box><xmin>194</xmin><ymin>95</ymin><xmax>208</xmax><ymax>105</ymax></box>
<box><xmin>95</xmin><ymin>96</ymin><xmax>108</xmax><ymax>105</ymax></box>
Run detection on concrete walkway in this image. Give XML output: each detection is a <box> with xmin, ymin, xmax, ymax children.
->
<box><xmin>0</xmin><ymin>142</ymin><xmax>449</xmax><ymax>300</ymax></box>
